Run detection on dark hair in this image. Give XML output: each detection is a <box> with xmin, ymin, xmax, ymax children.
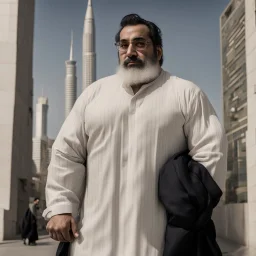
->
<box><xmin>115</xmin><ymin>14</ymin><xmax>164</xmax><ymax>66</ymax></box>
<box><xmin>34</xmin><ymin>197</ymin><xmax>39</xmax><ymax>202</ymax></box>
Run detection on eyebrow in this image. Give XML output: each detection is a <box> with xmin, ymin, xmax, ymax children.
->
<box><xmin>120</xmin><ymin>37</ymin><xmax>146</xmax><ymax>42</ymax></box>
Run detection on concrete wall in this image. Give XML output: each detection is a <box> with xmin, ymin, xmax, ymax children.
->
<box><xmin>213</xmin><ymin>203</ymin><xmax>248</xmax><ymax>245</ymax></box>
<box><xmin>245</xmin><ymin>0</ymin><xmax>256</xmax><ymax>249</ymax></box>
<box><xmin>0</xmin><ymin>0</ymin><xmax>35</xmax><ymax>240</ymax></box>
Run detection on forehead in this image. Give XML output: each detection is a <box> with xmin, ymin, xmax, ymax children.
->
<box><xmin>119</xmin><ymin>24</ymin><xmax>150</xmax><ymax>40</ymax></box>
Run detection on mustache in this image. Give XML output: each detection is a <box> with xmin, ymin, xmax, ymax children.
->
<box><xmin>123</xmin><ymin>57</ymin><xmax>144</xmax><ymax>66</ymax></box>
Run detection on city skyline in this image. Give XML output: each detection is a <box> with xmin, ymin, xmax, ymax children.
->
<box><xmin>33</xmin><ymin>0</ymin><xmax>230</xmax><ymax>138</ymax></box>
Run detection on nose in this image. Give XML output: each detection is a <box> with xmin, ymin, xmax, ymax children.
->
<box><xmin>126</xmin><ymin>43</ymin><xmax>137</xmax><ymax>57</ymax></box>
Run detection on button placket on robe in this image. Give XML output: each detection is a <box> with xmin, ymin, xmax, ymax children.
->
<box><xmin>129</xmin><ymin>98</ymin><xmax>136</xmax><ymax>114</ymax></box>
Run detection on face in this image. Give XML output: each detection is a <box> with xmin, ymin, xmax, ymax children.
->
<box><xmin>34</xmin><ymin>199</ymin><xmax>39</xmax><ymax>205</ymax></box>
<box><xmin>116</xmin><ymin>24</ymin><xmax>163</xmax><ymax>87</ymax></box>
<box><xmin>118</xmin><ymin>24</ymin><xmax>162</xmax><ymax>68</ymax></box>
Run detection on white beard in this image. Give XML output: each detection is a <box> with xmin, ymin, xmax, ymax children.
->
<box><xmin>116</xmin><ymin>61</ymin><xmax>160</xmax><ymax>88</ymax></box>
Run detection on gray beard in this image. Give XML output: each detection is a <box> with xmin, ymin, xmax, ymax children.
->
<box><xmin>116</xmin><ymin>61</ymin><xmax>160</xmax><ymax>88</ymax></box>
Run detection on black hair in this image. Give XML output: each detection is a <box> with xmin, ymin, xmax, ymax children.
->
<box><xmin>115</xmin><ymin>14</ymin><xmax>164</xmax><ymax>66</ymax></box>
<box><xmin>34</xmin><ymin>197</ymin><xmax>39</xmax><ymax>202</ymax></box>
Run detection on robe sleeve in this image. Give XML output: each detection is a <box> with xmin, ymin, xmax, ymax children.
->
<box><xmin>183</xmin><ymin>89</ymin><xmax>228</xmax><ymax>194</ymax></box>
<box><xmin>42</xmin><ymin>95</ymin><xmax>88</xmax><ymax>220</ymax></box>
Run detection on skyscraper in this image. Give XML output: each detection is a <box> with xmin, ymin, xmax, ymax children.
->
<box><xmin>221</xmin><ymin>0</ymin><xmax>247</xmax><ymax>205</ymax></box>
<box><xmin>32</xmin><ymin>96</ymin><xmax>49</xmax><ymax>227</ymax></box>
<box><xmin>35</xmin><ymin>96</ymin><xmax>49</xmax><ymax>140</ymax></box>
<box><xmin>214</xmin><ymin>0</ymin><xmax>256</xmax><ymax>247</ymax></box>
<box><xmin>32</xmin><ymin>96</ymin><xmax>49</xmax><ymax>192</ymax></box>
<box><xmin>245</xmin><ymin>0</ymin><xmax>256</xmax><ymax>249</ymax></box>
<box><xmin>65</xmin><ymin>31</ymin><xmax>77</xmax><ymax>118</ymax></box>
<box><xmin>82</xmin><ymin>0</ymin><xmax>96</xmax><ymax>90</ymax></box>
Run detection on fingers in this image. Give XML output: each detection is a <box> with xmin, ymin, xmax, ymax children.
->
<box><xmin>70</xmin><ymin>217</ymin><xmax>79</xmax><ymax>238</ymax></box>
<box><xmin>49</xmin><ymin>229</ymin><xmax>73</xmax><ymax>242</ymax></box>
<box><xmin>62</xmin><ymin>223</ymin><xmax>73</xmax><ymax>242</ymax></box>
<box><xmin>48</xmin><ymin>229</ymin><xmax>70</xmax><ymax>242</ymax></box>
<box><xmin>56</xmin><ymin>231</ymin><xmax>66</xmax><ymax>242</ymax></box>
<box><xmin>46</xmin><ymin>216</ymin><xmax>76</xmax><ymax>242</ymax></box>
<box><xmin>49</xmin><ymin>232</ymin><xmax>57</xmax><ymax>241</ymax></box>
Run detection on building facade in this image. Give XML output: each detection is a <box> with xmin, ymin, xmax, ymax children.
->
<box><xmin>0</xmin><ymin>0</ymin><xmax>35</xmax><ymax>240</ymax></box>
<box><xmin>221</xmin><ymin>0</ymin><xmax>247</xmax><ymax>205</ymax></box>
<box><xmin>31</xmin><ymin>97</ymin><xmax>51</xmax><ymax>228</ymax></box>
<box><xmin>245</xmin><ymin>0</ymin><xmax>256</xmax><ymax>249</ymax></box>
<box><xmin>214</xmin><ymin>0</ymin><xmax>256</xmax><ymax>247</ymax></box>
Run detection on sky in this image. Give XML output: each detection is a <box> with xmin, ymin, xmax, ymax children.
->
<box><xmin>33</xmin><ymin>0</ymin><xmax>230</xmax><ymax>139</ymax></box>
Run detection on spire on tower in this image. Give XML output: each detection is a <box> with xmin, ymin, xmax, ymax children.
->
<box><xmin>85</xmin><ymin>0</ymin><xmax>94</xmax><ymax>20</ymax></box>
<box><xmin>65</xmin><ymin>30</ymin><xmax>77</xmax><ymax>118</ymax></box>
<box><xmin>70</xmin><ymin>30</ymin><xmax>74</xmax><ymax>61</ymax></box>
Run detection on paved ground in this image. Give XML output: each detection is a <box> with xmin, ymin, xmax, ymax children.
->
<box><xmin>0</xmin><ymin>235</ymin><xmax>58</xmax><ymax>256</ymax></box>
<box><xmin>0</xmin><ymin>235</ymin><xmax>255</xmax><ymax>256</ymax></box>
<box><xmin>217</xmin><ymin>237</ymin><xmax>256</xmax><ymax>256</ymax></box>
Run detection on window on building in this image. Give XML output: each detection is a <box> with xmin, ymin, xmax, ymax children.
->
<box><xmin>225</xmin><ymin>129</ymin><xmax>248</xmax><ymax>204</ymax></box>
<box><xmin>225</xmin><ymin>5</ymin><xmax>233</xmax><ymax>18</ymax></box>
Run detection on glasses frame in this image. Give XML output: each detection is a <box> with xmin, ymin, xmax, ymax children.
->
<box><xmin>115</xmin><ymin>39</ymin><xmax>152</xmax><ymax>53</ymax></box>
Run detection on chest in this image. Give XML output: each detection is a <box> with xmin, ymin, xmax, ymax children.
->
<box><xmin>84</xmin><ymin>85</ymin><xmax>184</xmax><ymax>140</ymax></box>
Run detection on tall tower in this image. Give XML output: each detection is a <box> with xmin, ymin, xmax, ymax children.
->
<box><xmin>220</xmin><ymin>0</ymin><xmax>247</xmax><ymax>204</ymax></box>
<box><xmin>35</xmin><ymin>97</ymin><xmax>49</xmax><ymax>140</ymax></box>
<box><xmin>214</xmin><ymin>0</ymin><xmax>248</xmax><ymax>245</ymax></box>
<box><xmin>65</xmin><ymin>31</ymin><xmax>77</xmax><ymax>118</ymax></box>
<box><xmin>33</xmin><ymin>96</ymin><xmax>49</xmax><ymax>176</ymax></box>
<box><xmin>83</xmin><ymin>0</ymin><xmax>96</xmax><ymax>90</ymax></box>
<box><xmin>32</xmin><ymin>96</ymin><xmax>49</xmax><ymax>224</ymax></box>
<box><xmin>245</xmin><ymin>0</ymin><xmax>256</xmax><ymax>249</ymax></box>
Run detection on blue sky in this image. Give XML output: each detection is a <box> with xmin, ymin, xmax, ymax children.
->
<box><xmin>33</xmin><ymin>0</ymin><xmax>230</xmax><ymax>139</ymax></box>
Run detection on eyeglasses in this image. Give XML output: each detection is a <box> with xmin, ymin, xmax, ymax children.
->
<box><xmin>115</xmin><ymin>39</ymin><xmax>151</xmax><ymax>53</ymax></box>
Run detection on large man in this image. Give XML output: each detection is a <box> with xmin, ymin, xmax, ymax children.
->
<box><xmin>43</xmin><ymin>14</ymin><xmax>227</xmax><ymax>255</ymax></box>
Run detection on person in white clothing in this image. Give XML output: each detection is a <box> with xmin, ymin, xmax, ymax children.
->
<box><xmin>43</xmin><ymin>14</ymin><xmax>227</xmax><ymax>256</ymax></box>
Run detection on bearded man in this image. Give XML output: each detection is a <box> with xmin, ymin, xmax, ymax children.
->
<box><xmin>43</xmin><ymin>14</ymin><xmax>227</xmax><ymax>256</ymax></box>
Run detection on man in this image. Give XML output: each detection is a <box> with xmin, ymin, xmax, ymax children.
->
<box><xmin>21</xmin><ymin>198</ymin><xmax>40</xmax><ymax>245</ymax></box>
<box><xmin>43</xmin><ymin>14</ymin><xmax>227</xmax><ymax>255</ymax></box>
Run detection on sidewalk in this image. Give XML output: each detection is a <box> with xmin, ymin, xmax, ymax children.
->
<box><xmin>0</xmin><ymin>235</ymin><xmax>58</xmax><ymax>256</ymax></box>
<box><xmin>0</xmin><ymin>234</ymin><xmax>255</xmax><ymax>256</ymax></box>
<box><xmin>217</xmin><ymin>237</ymin><xmax>256</xmax><ymax>256</ymax></box>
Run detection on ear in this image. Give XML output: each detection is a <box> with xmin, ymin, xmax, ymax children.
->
<box><xmin>156</xmin><ymin>46</ymin><xmax>162</xmax><ymax>62</ymax></box>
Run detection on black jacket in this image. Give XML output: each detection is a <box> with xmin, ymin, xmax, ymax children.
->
<box><xmin>158</xmin><ymin>150</ymin><xmax>223</xmax><ymax>256</ymax></box>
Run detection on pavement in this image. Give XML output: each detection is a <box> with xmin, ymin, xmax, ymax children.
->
<box><xmin>217</xmin><ymin>237</ymin><xmax>256</xmax><ymax>256</ymax></box>
<box><xmin>0</xmin><ymin>235</ymin><xmax>256</xmax><ymax>256</ymax></box>
<box><xmin>0</xmin><ymin>235</ymin><xmax>58</xmax><ymax>256</ymax></box>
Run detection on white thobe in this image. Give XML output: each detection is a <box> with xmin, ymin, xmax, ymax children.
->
<box><xmin>43</xmin><ymin>69</ymin><xmax>227</xmax><ymax>256</ymax></box>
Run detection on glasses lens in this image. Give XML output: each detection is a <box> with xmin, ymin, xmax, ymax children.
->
<box><xmin>116</xmin><ymin>40</ymin><xmax>148</xmax><ymax>52</ymax></box>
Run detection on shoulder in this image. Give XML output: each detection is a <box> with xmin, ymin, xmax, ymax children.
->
<box><xmin>75</xmin><ymin>74</ymin><xmax>119</xmax><ymax>112</ymax></box>
<box><xmin>162</xmin><ymin>71</ymin><xmax>211</xmax><ymax>117</ymax></box>
<box><xmin>165</xmin><ymin>73</ymin><xmax>202</xmax><ymax>98</ymax></box>
<box><xmin>163</xmin><ymin>71</ymin><xmax>203</xmax><ymax>105</ymax></box>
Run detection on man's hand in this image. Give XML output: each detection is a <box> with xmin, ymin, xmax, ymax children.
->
<box><xmin>46</xmin><ymin>214</ymin><xmax>79</xmax><ymax>242</ymax></box>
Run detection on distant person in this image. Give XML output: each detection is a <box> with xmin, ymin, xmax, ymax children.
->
<box><xmin>21</xmin><ymin>197</ymin><xmax>40</xmax><ymax>246</ymax></box>
<box><xmin>43</xmin><ymin>14</ymin><xmax>227</xmax><ymax>255</ymax></box>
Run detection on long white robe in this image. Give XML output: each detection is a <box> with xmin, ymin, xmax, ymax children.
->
<box><xmin>43</xmin><ymin>69</ymin><xmax>227</xmax><ymax>256</ymax></box>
